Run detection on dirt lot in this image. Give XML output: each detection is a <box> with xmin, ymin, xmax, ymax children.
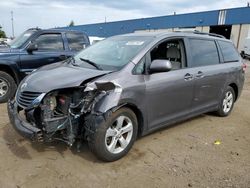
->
<box><xmin>0</xmin><ymin>61</ymin><xmax>250</xmax><ymax>188</ymax></box>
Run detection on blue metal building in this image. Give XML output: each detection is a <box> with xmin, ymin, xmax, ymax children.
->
<box><xmin>61</xmin><ymin>6</ymin><xmax>250</xmax><ymax>50</ymax></box>
<box><xmin>62</xmin><ymin>7</ymin><xmax>250</xmax><ymax>37</ymax></box>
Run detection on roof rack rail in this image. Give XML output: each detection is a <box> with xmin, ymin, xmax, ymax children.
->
<box><xmin>193</xmin><ymin>30</ymin><xmax>225</xmax><ymax>38</ymax></box>
<box><xmin>174</xmin><ymin>30</ymin><xmax>226</xmax><ymax>39</ymax></box>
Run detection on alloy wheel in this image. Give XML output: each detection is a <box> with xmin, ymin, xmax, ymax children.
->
<box><xmin>222</xmin><ymin>91</ymin><xmax>234</xmax><ymax>113</ymax></box>
<box><xmin>0</xmin><ymin>79</ymin><xmax>8</xmax><ymax>97</ymax></box>
<box><xmin>105</xmin><ymin>115</ymin><xmax>133</xmax><ymax>154</ymax></box>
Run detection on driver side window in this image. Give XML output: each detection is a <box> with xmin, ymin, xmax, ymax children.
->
<box><xmin>150</xmin><ymin>39</ymin><xmax>184</xmax><ymax>70</ymax></box>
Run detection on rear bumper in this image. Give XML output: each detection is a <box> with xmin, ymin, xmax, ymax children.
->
<box><xmin>7</xmin><ymin>101</ymin><xmax>43</xmax><ymax>141</ymax></box>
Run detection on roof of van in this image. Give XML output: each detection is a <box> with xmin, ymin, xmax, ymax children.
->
<box><xmin>119</xmin><ymin>31</ymin><xmax>229</xmax><ymax>41</ymax></box>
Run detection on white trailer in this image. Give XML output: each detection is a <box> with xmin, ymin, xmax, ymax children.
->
<box><xmin>241</xmin><ymin>36</ymin><xmax>250</xmax><ymax>59</ymax></box>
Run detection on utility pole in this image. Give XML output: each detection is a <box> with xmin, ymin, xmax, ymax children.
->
<box><xmin>11</xmin><ymin>11</ymin><xmax>14</xmax><ymax>38</ymax></box>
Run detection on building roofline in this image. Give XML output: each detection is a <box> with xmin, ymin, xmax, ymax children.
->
<box><xmin>70</xmin><ymin>6</ymin><xmax>249</xmax><ymax>28</ymax></box>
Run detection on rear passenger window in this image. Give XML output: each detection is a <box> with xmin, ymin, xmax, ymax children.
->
<box><xmin>66</xmin><ymin>33</ymin><xmax>86</xmax><ymax>51</ymax></box>
<box><xmin>189</xmin><ymin>39</ymin><xmax>219</xmax><ymax>67</ymax></box>
<box><xmin>218</xmin><ymin>41</ymin><xmax>239</xmax><ymax>62</ymax></box>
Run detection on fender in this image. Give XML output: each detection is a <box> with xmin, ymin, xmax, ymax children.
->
<box><xmin>84</xmin><ymin>81</ymin><xmax>122</xmax><ymax>113</ymax></box>
<box><xmin>0</xmin><ymin>59</ymin><xmax>22</xmax><ymax>84</ymax></box>
<box><xmin>83</xmin><ymin>81</ymin><xmax>148</xmax><ymax>136</ymax></box>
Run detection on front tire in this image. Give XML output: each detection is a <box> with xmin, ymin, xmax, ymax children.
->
<box><xmin>88</xmin><ymin>107</ymin><xmax>138</xmax><ymax>162</ymax></box>
<box><xmin>216</xmin><ymin>86</ymin><xmax>235</xmax><ymax>117</ymax></box>
<box><xmin>0</xmin><ymin>71</ymin><xmax>17</xmax><ymax>103</ymax></box>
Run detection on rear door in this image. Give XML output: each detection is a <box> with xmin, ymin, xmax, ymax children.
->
<box><xmin>65</xmin><ymin>32</ymin><xmax>89</xmax><ymax>53</ymax></box>
<box><xmin>186</xmin><ymin>38</ymin><xmax>227</xmax><ymax>112</ymax></box>
<box><xmin>19</xmin><ymin>33</ymin><xmax>67</xmax><ymax>74</ymax></box>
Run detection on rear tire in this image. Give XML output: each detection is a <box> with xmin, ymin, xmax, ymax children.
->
<box><xmin>0</xmin><ymin>71</ymin><xmax>17</xmax><ymax>103</ymax></box>
<box><xmin>216</xmin><ymin>86</ymin><xmax>235</xmax><ymax>117</ymax></box>
<box><xmin>88</xmin><ymin>107</ymin><xmax>138</xmax><ymax>162</ymax></box>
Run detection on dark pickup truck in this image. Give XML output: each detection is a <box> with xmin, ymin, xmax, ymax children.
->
<box><xmin>0</xmin><ymin>28</ymin><xmax>90</xmax><ymax>102</ymax></box>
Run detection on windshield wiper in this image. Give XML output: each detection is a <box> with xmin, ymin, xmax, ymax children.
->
<box><xmin>69</xmin><ymin>57</ymin><xmax>79</xmax><ymax>67</ymax></box>
<box><xmin>79</xmin><ymin>58</ymin><xmax>103</xmax><ymax>70</ymax></box>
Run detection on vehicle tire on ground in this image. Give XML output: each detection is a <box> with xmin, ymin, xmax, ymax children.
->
<box><xmin>88</xmin><ymin>107</ymin><xmax>138</xmax><ymax>162</ymax></box>
<box><xmin>241</xmin><ymin>51</ymin><xmax>246</xmax><ymax>59</ymax></box>
<box><xmin>0</xmin><ymin>71</ymin><xmax>17</xmax><ymax>103</ymax></box>
<box><xmin>216</xmin><ymin>86</ymin><xmax>235</xmax><ymax>117</ymax></box>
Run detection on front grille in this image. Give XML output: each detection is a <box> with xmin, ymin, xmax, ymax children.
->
<box><xmin>16</xmin><ymin>91</ymin><xmax>42</xmax><ymax>109</ymax></box>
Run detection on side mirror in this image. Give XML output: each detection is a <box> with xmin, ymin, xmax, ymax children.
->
<box><xmin>27</xmin><ymin>43</ymin><xmax>38</xmax><ymax>53</ymax></box>
<box><xmin>150</xmin><ymin>59</ymin><xmax>172</xmax><ymax>73</ymax></box>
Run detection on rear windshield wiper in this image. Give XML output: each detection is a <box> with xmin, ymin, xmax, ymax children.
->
<box><xmin>79</xmin><ymin>58</ymin><xmax>103</xmax><ymax>70</ymax></box>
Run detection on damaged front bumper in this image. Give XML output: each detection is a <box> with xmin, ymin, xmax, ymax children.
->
<box><xmin>7</xmin><ymin>101</ymin><xmax>43</xmax><ymax>142</ymax></box>
<box><xmin>7</xmin><ymin>81</ymin><xmax>123</xmax><ymax>145</ymax></box>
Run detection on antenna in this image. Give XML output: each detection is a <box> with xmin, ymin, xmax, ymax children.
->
<box><xmin>11</xmin><ymin>11</ymin><xmax>14</xmax><ymax>38</ymax></box>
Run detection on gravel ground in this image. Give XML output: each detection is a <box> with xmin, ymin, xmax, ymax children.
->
<box><xmin>0</xmin><ymin>61</ymin><xmax>249</xmax><ymax>188</ymax></box>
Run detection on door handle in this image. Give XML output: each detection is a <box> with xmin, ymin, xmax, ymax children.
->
<box><xmin>184</xmin><ymin>73</ymin><xmax>194</xmax><ymax>81</ymax></box>
<box><xmin>196</xmin><ymin>71</ymin><xmax>204</xmax><ymax>78</ymax></box>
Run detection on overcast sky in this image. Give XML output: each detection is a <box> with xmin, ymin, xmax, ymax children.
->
<box><xmin>0</xmin><ymin>0</ymin><xmax>249</xmax><ymax>37</ymax></box>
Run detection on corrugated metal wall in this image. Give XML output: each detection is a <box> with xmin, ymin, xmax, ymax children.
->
<box><xmin>226</xmin><ymin>7</ymin><xmax>250</xmax><ymax>24</ymax></box>
<box><xmin>61</xmin><ymin>7</ymin><xmax>250</xmax><ymax>38</ymax></box>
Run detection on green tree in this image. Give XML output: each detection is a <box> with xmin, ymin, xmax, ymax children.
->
<box><xmin>68</xmin><ymin>20</ymin><xmax>75</xmax><ymax>27</ymax></box>
<box><xmin>0</xmin><ymin>26</ymin><xmax>6</xmax><ymax>38</ymax></box>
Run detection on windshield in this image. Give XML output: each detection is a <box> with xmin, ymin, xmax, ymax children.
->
<box><xmin>74</xmin><ymin>36</ymin><xmax>153</xmax><ymax>71</ymax></box>
<box><xmin>10</xmin><ymin>30</ymin><xmax>36</xmax><ymax>48</ymax></box>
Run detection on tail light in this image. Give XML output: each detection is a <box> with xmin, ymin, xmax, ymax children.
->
<box><xmin>242</xmin><ymin>63</ymin><xmax>247</xmax><ymax>72</ymax></box>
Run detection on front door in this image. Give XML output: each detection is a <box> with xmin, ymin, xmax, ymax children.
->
<box><xmin>145</xmin><ymin>39</ymin><xmax>196</xmax><ymax>130</ymax></box>
<box><xmin>19</xmin><ymin>33</ymin><xmax>71</xmax><ymax>75</ymax></box>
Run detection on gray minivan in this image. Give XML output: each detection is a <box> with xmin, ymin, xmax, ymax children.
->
<box><xmin>8</xmin><ymin>31</ymin><xmax>245</xmax><ymax>161</ymax></box>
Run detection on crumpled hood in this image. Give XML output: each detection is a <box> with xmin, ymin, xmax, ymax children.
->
<box><xmin>22</xmin><ymin>62</ymin><xmax>111</xmax><ymax>93</ymax></box>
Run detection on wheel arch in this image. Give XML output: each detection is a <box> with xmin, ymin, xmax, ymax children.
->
<box><xmin>121</xmin><ymin>103</ymin><xmax>145</xmax><ymax>137</ymax></box>
<box><xmin>0</xmin><ymin>64</ymin><xmax>19</xmax><ymax>84</ymax></box>
<box><xmin>229</xmin><ymin>83</ymin><xmax>238</xmax><ymax>101</ymax></box>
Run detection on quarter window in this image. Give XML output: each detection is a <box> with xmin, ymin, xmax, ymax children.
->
<box><xmin>133</xmin><ymin>56</ymin><xmax>146</xmax><ymax>74</ymax></box>
<box><xmin>218</xmin><ymin>41</ymin><xmax>239</xmax><ymax>62</ymax></box>
<box><xmin>189</xmin><ymin>39</ymin><xmax>219</xmax><ymax>67</ymax></box>
<box><xmin>66</xmin><ymin>33</ymin><xmax>86</xmax><ymax>51</ymax></box>
<box><xmin>34</xmin><ymin>34</ymin><xmax>64</xmax><ymax>51</ymax></box>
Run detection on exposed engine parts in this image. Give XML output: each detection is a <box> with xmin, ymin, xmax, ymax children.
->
<box><xmin>19</xmin><ymin>81</ymin><xmax>122</xmax><ymax>147</ymax></box>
